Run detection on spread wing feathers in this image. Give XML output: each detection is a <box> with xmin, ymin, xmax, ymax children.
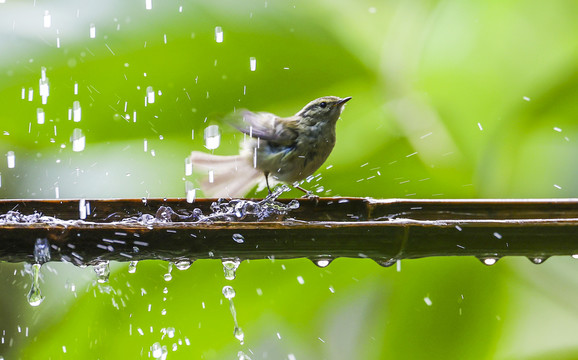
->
<box><xmin>233</xmin><ymin>110</ymin><xmax>299</xmax><ymax>144</ymax></box>
<box><xmin>189</xmin><ymin>151</ymin><xmax>262</xmax><ymax>198</ymax></box>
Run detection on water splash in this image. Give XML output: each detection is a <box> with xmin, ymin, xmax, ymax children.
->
<box><xmin>222</xmin><ymin>285</ymin><xmax>244</xmax><ymax>345</ymax></box>
<box><xmin>27</xmin><ymin>263</ymin><xmax>45</xmax><ymax>306</ymax></box>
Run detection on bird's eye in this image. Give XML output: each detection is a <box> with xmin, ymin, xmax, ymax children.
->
<box><xmin>319</xmin><ymin>102</ymin><xmax>327</xmax><ymax>108</ymax></box>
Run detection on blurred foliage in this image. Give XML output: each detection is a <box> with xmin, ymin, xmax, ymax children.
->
<box><xmin>0</xmin><ymin>0</ymin><xmax>578</xmax><ymax>358</ymax></box>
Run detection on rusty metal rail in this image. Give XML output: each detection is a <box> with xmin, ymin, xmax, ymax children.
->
<box><xmin>0</xmin><ymin>198</ymin><xmax>577</xmax><ymax>265</ymax></box>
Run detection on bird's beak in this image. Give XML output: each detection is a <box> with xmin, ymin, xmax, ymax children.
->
<box><xmin>336</xmin><ymin>96</ymin><xmax>352</xmax><ymax>106</ymax></box>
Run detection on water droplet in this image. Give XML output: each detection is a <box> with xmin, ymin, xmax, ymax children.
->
<box><xmin>43</xmin><ymin>10</ymin><xmax>51</xmax><ymax>28</ymax></box>
<box><xmin>528</xmin><ymin>256</ymin><xmax>549</xmax><ymax>265</ymax></box>
<box><xmin>89</xmin><ymin>23</ymin><xmax>96</xmax><ymax>38</ymax></box>
<box><xmin>238</xmin><ymin>351</ymin><xmax>253</xmax><ymax>360</ymax></box>
<box><xmin>311</xmin><ymin>257</ymin><xmax>332</xmax><ymax>268</ymax></box>
<box><xmin>249</xmin><ymin>57</ymin><xmax>256</xmax><ymax>71</ymax></box>
<box><xmin>166</xmin><ymin>327</ymin><xmax>175</xmax><ymax>338</ymax></box>
<box><xmin>164</xmin><ymin>262</ymin><xmax>173</xmax><ymax>281</ymax></box>
<box><xmin>146</xmin><ymin>86</ymin><xmax>155</xmax><ymax>104</ymax></box>
<box><xmin>374</xmin><ymin>257</ymin><xmax>397</xmax><ymax>267</ymax></box>
<box><xmin>296</xmin><ymin>275</ymin><xmax>305</xmax><ymax>284</ymax></box>
<box><xmin>185</xmin><ymin>180</ymin><xmax>196</xmax><ymax>203</ymax></box>
<box><xmin>6</xmin><ymin>151</ymin><xmax>15</xmax><ymax>168</ymax></box>
<box><xmin>128</xmin><ymin>260</ymin><xmax>138</xmax><ymax>273</ymax></box>
<box><xmin>572</xmin><ymin>254</ymin><xmax>578</xmax><ymax>259</ymax></box>
<box><xmin>145</xmin><ymin>0</ymin><xmax>152</xmax><ymax>10</ymax></box>
<box><xmin>185</xmin><ymin>156</ymin><xmax>193</xmax><ymax>176</ymax></box>
<box><xmin>222</xmin><ymin>285</ymin><xmax>236</xmax><ymax>300</ymax></box>
<box><xmin>204</xmin><ymin>125</ymin><xmax>220</xmax><ymax>150</ymax></box>
<box><xmin>36</xmin><ymin>108</ymin><xmax>45</xmax><ymax>124</ymax></box>
<box><xmin>34</xmin><ymin>238</ymin><xmax>51</xmax><ymax>264</ymax></box>
<box><xmin>151</xmin><ymin>342</ymin><xmax>167</xmax><ymax>359</ymax></box>
<box><xmin>215</xmin><ymin>26</ymin><xmax>223</xmax><ymax>43</ymax></box>
<box><xmin>476</xmin><ymin>256</ymin><xmax>500</xmax><ymax>266</ymax></box>
<box><xmin>232</xmin><ymin>233</ymin><xmax>245</xmax><ymax>244</ymax></box>
<box><xmin>234</xmin><ymin>327</ymin><xmax>245</xmax><ymax>344</ymax></box>
<box><xmin>222</xmin><ymin>258</ymin><xmax>240</xmax><ymax>280</ymax></box>
<box><xmin>72</xmin><ymin>101</ymin><xmax>82</xmax><ymax>122</ymax></box>
<box><xmin>424</xmin><ymin>296</ymin><xmax>433</xmax><ymax>306</ymax></box>
<box><xmin>175</xmin><ymin>259</ymin><xmax>192</xmax><ymax>271</ymax></box>
<box><xmin>93</xmin><ymin>261</ymin><xmax>110</xmax><ymax>283</ymax></box>
<box><xmin>287</xmin><ymin>199</ymin><xmax>300</xmax><ymax>209</ymax></box>
<box><xmin>71</xmin><ymin>128</ymin><xmax>85</xmax><ymax>152</ymax></box>
<box><xmin>27</xmin><ymin>264</ymin><xmax>44</xmax><ymax>307</ymax></box>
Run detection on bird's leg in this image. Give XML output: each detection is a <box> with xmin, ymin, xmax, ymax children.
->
<box><xmin>294</xmin><ymin>184</ymin><xmax>318</xmax><ymax>200</ymax></box>
<box><xmin>264</xmin><ymin>172</ymin><xmax>272</xmax><ymax>195</ymax></box>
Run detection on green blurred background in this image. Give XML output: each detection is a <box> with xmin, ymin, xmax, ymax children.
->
<box><xmin>1</xmin><ymin>0</ymin><xmax>578</xmax><ymax>358</ymax></box>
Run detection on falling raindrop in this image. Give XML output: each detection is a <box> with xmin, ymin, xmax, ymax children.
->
<box><xmin>232</xmin><ymin>233</ymin><xmax>245</xmax><ymax>244</ymax></box>
<box><xmin>71</xmin><ymin>128</ymin><xmax>85</xmax><ymax>152</ymax></box>
<box><xmin>6</xmin><ymin>151</ymin><xmax>15</xmax><ymax>168</ymax></box>
<box><xmin>250</xmin><ymin>57</ymin><xmax>256</xmax><ymax>71</ymax></box>
<box><xmin>72</xmin><ymin>101</ymin><xmax>81</xmax><ymax>122</ymax></box>
<box><xmin>37</xmin><ymin>108</ymin><xmax>45</xmax><ymax>124</ymax></box>
<box><xmin>215</xmin><ymin>26</ymin><xmax>223</xmax><ymax>43</ymax></box>
<box><xmin>43</xmin><ymin>10</ymin><xmax>51</xmax><ymax>28</ymax></box>
<box><xmin>89</xmin><ymin>23</ymin><xmax>96</xmax><ymax>38</ymax></box>
<box><xmin>185</xmin><ymin>181</ymin><xmax>196</xmax><ymax>203</ymax></box>
<box><xmin>204</xmin><ymin>125</ymin><xmax>220</xmax><ymax>150</ymax></box>
<box><xmin>146</xmin><ymin>86</ymin><xmax>155</xmax><ymax>104</ymax></box>
<box><xmin>145</xmin><ymin>0</ymin><xmax>152</xmax><ymax>10</ymax></box>
<box><xmin>185</xmin><ymin>156</ymin><xmax>193</xmax><ymax>176</ymax></box>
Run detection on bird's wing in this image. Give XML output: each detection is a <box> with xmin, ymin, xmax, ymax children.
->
<box><xmin>233</xmin><ymin>110</ymin><xmax>298</xmax><ymax>144</ymax></box>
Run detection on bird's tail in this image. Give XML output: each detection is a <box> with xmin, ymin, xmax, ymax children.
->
<box><xmin>189</xmin><ymin>151</ymin><xmax>262</xmax><ymax>198</ymax></box>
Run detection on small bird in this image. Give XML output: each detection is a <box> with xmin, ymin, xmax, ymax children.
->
<box><xmin>189</xmin><ymin>96</ymin><xmax>351</xmax><ymax>198</ymax></box>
